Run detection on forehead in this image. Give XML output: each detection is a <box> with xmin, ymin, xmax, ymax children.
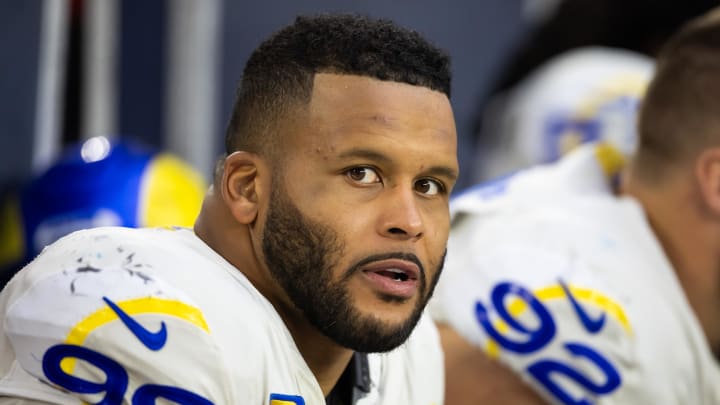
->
<box><xmin>285</xmin><ymin>73</ymin><xmax>457</xmax><ymax>169</ymax></box>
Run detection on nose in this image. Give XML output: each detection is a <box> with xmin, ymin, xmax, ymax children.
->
<box><xmin>378</xmin><ymin>185</ymin><xmax>424</xmax><ymax>241</ymax></box>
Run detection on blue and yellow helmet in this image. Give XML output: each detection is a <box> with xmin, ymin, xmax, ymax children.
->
<box><xmin>0</xmin><ymin>137</ymin><xmax>206</xmax><ymax>276</ymax></box>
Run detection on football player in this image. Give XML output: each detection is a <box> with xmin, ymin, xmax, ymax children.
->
<box><xmin>0</xmin><ymin>14</ymin><xmax>457</xmax><ymax>405</ymax></box>
<box><xmin>434</xmin><ymin>8</ymin><xmax>720</xmax><ymax>405</ymax></box>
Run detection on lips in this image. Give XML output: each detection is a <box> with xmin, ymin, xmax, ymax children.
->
<box><xmin>360</xmin><ymin>259</ymin><xmax>421</xmax><ymax>299</ymax></box>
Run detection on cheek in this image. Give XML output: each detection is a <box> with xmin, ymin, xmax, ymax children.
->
<box><xmin>426</xmin><ymin>235</ymin><xmax>448</xmax><ymax>266</ymax></box>
<box><xmin>302</xmin><ymin>187</ymin><xmax>376</xmax><ymax>227</ymax></box>
<box><xmin>325</xmin><ymin>207</ymin><xmax>375</xmax><ymax>241</ymax></box>
<box><xmin>428</xmin><ymin>231</ymin><xmax>449</xmax><ymax>256</ymax></box>
<box><xmin>422</xmin><ymin>212</ymin><xmax>450</xmax><ymax>261</ymax></box>
<box><xmin>423</xmin><ymin>205</ymin><xmax>451</xmax><ymax>239</ymax></box>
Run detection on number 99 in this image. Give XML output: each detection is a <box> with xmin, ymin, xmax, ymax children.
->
<box><xmin>42</xmin><ymin>344</ymin><xmax>213</xmax><ymax>404</ymax></box>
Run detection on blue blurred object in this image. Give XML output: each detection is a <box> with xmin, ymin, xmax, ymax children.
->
<box><xmin>22</xmin><ymin>137</ymin><xmax>152</xmax><ymax>252</ymax></box>
<box><xmin>0</xmin><ymin>137</ymin><xmax>206</xmax><ymax>286</ymax></box>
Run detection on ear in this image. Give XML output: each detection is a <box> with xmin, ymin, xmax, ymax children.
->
<box><xmin>695</xmin><ymin>147</ymin><xmax>720</xmax><ymax>215</ymax></box>
<box><xmin>220</xmin><ymin>151</ymin><xmax>267</xmax><ymax>224</ymax></box>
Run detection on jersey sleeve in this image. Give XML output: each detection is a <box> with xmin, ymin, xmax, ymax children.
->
<box><xmin>436</xmin><ymin>213</ymin><xmax>641</xmax><ymax>405</ymax></box>
<box><xmin>0</xmin><ymin>228</ymin><xmax>235</xmax><ymax>404</ymax></box>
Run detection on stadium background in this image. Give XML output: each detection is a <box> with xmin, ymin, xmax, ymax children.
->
<box><xmin>0</xmin><ymin>0</ymin><xmax>530</xmax><ymax>195</ymax></box>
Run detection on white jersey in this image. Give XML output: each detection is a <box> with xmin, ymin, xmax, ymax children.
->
<box><xmin>433</xmin><ymin>143</ymin><xmax>720</xmax><ymax>404</ymax></box>
<box><xmin>0</xmin><ymin>227</ymin><xmax>444</xmax><ymax>405</ymax></box>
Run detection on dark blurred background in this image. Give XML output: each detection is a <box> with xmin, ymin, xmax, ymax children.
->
<box><xmin>0</xmin><ymin>0</ymin><xmax>532</xmax><ymax>194</ymax></box>
<box><xmin>2</xmin><ymin>0</ymin><xmax>717</xmax><ymax>207</ymax></box>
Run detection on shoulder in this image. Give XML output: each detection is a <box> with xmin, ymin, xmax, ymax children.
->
<box><xmin>436</xmin><ymin>232</ymin><xmax>644</xmax><ymax>403</ymax></box>
<box><xmin>436</xmin><ymin>186</ymin><xmax>712</xmax><ymax>402</ymax></box>
<box><xmin>442</xmin><ymin>144</ymin><xmax>630</xmax><ymax>305</ymax></box>
<box><xmin>451</xmin><ymin>142</ymin><xmax>623</xmax><ymax>222</ymax></box>
<box><xmin>2</xmin><ymin>227</ymin><xmax>216</xmax><ymax>315</ymax></box>
<box><xmin>0</xmin><ymin>226</ymin><xmax>272</xmax><ymax>403</ymax></box>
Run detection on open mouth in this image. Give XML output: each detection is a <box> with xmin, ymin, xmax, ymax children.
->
<box><xmin>374</xmin><ymin>268</ymin><xmax>415</xmax><ymax>282</ymax></box>
<box><xmin>360</xmin><ymin>259</ymin><xmax>421</xmax><ymax>298</ymax></box>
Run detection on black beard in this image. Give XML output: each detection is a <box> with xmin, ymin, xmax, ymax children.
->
<box><xmin>262</xmin><ymin>184</ymin><xmax>444</xmax><ymax>353</ymax></box>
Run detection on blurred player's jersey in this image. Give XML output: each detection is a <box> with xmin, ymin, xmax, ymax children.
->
<box><xmin>474</xmin><ymin>47</ymin><xmax>654</xmax><ymax>182</ymax></box>
<box><xmin>0</xmin><ymin>137</ymin><xmax>206</xmax><ymax>274</ymax></box>
<box><xmin>433</xmin><ymin>143</ymin><xmax>720</xmax><ymax>404</ymax></box>
<box><xmin>0</xmin><ymin>226</ymin><xmax>444</xmax><ymax>404</ymax></box>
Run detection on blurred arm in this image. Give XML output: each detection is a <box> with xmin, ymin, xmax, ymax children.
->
<box><xmin>439</xmin><ymin>322</ymin><xmax>549</xmax><ymax>405</ymax></box>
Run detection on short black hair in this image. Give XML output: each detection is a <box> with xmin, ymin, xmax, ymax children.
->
<box><xmin>636</xmin><ymin>7</ymin><xmax>720</xmax><ymax>179</ymax></box>
<box><xmin>224</xmin><ymin>14</ymin><xmax>451</xmax><ymax>155</ymax></box>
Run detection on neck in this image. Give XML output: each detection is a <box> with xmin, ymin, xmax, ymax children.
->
<box><xmin>278</xmin><ymin>304</ymin><xmax>355</xmax><ymax>396</ymax></box>
<box><xmin>624</xmin><ymin>171</ymin><xmax>720</xmax><ymax>358</ymax></box>
<box><xmin>194</xmin><ymin>192</ymin><xmax>354</xmax><ymax>396</ymax></box>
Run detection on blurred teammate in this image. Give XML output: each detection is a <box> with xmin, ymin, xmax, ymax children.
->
<box><xmin>0</xmin><ymin>14</ymin><xmax>457</xmax><ymax>404</ymax></box>
<box><xmin>0</xmin><ymin>136</ymin><xmax>206</xmax><ymax>287</ymax></box>
<box><xmin>434</xmin><ymin>8</ymin><xmax>720</xmax><ymax>405</ymax></box>
<box><xmin>471</xmin><ymin>0</ymin><xmax>717</xmax><ymax>184</ymax></box>
<box><xmin>473</xmin><ymin>47</ymin><xmax>653</xmax><ymax>181</ymax></box>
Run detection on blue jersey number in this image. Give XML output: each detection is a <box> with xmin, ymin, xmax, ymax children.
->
<box><xmin>43</xmin><ymin>344</ymin><xmax>213</xmax><ymax>404</ymax></box>
<box><xmin>475</xmin><ymin>281</ymin><xmax>556</xmax><ymax>353</ymax></box>
<box><xmin>475</xmin><ymin>281</ymin><xmax>621</xmax><ymax>404</ymax></box>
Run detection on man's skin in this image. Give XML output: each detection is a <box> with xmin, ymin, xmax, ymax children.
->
<box><xmin>195</xmin><ymin>73</ymin><xmax>459</xmax><ymax>396</ymax></box>
<box><xmin>439</xmin><ymin>323</ymin><xmax>549</xmax><ymax>404</ymax></box>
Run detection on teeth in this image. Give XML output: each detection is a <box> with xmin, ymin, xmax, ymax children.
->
<box><xmin>374</xmin><ymin>268</ymin><xmax>412</xmax><ymax>282</ymax></box>
<box><xmin>387</xmin><ymin>269</ymin><xmax>409</xmax><ymax>281</ymax></box>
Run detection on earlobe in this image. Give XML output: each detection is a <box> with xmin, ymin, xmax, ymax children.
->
<box><xmin>695</xmin><ymin>148</ymin><xmax>720</xmax><ymax>215</ymax></box>
<box><xmin>221</xmin><ymin>151</ymin><xmax>263</xmax><ymax>224</ymax></box>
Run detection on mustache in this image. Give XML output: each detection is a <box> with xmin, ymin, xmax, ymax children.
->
<box><xmin>341</xmin><ymin>252</ymin><xmax>425</xmax><ymax>282</ymax></box>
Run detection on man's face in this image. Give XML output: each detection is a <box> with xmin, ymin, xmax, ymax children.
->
<box><xmin>263</xmin><ymin>73</ymin><xmax>458</xmax><ymax>352</ymax></box>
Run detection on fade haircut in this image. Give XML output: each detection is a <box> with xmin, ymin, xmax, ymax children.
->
<box><xmin>224</xmin><ymin>14</ymin><xmax>451</xmax><ymax>156</ymax></box>
<box><xmin>636</xmin><ymin>8</ymin><xmax>720</xmax><ymax>180</ymax></box>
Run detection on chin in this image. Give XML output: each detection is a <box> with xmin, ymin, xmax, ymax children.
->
<box><xmin>348</xmin><ymin>284</ymin><xmax>415</xmax><ymax>312</ymax></box>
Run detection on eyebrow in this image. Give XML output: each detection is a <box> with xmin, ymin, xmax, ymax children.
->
<box><xmin>337</xmin><ymin>148</ymin><xmax>392</xmax><ymax>164</ymax></box>
<box><xmin>337</xmin><ymin>148</ymin><xmax>458</xmax><ymax>182</ymax></box>
<box><xmin>426</xmin><ymin>166</ymin><xmax>459</xmax><ymax>182</ymax></box>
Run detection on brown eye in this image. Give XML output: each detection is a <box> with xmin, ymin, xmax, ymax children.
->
<box><xmin>346</xmin><ymin>167</ymin><xmax>381</xmax><ymax>184</ymax></box>
<box><xmin>415</xmin><ymin>178</ymin><xmax>443</xmax><ymax>196</ymax></box>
